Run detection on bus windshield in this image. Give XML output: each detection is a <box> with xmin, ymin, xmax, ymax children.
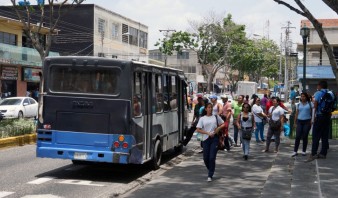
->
<box><xmin>49</xmin><ymin>66</ymin><xmax>120</xmax><ymax>95</ymax></box>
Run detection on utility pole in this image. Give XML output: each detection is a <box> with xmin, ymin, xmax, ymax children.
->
<box><xmin>159</xmin><ymin>29</ymin><xmax>176</xmax><ymax>67</ymax></box>
<box><xmin>282</xmin><ymin>21</ymin><xmax>295</xmax><ymax>102</ymax></box>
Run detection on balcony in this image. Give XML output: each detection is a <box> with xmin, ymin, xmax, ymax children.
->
<box><xmin>0</xmin><ymin>43</ymin><xmax>59</xmax><ymax>67</ymax></box>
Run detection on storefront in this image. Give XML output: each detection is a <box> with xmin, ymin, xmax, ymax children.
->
<box><xmin>0</xmin><ymin>65</ymin><xmax>41</xmax><ymax>98</ymax></box>
<box><xmin>1</xmin><ymin>65</ymin><xmax>18</xmax><ymax>98</ymax></box>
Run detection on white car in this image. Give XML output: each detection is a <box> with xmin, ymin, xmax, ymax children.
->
<box><xmin>0</xmin><ymin>97</ymin><xmax>38</xmax><ymax>119</ymax></box>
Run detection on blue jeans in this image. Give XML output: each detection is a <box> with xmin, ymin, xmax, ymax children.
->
<box><xmin>240</xmin><ymin>130</ymin><xmax>251</xmax><ymax>155</ymax></box>
<box><xmin>255</xmin><ymin>122</ymin><xmax>265</xmax><ymax>142</ymax></box>
<box><xmin>202</xmin><ymin>136</ymin><xmax>219</xmax><ymax>178</ymax></box>
<box><xmin>311</xmin><ymin>114</ymin><xmax>331</xmax><ymax>156</ymax></box>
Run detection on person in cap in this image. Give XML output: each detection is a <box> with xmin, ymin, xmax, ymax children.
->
<box><xmin>209</xmin><ymin>95</ymin><xmax>222</xmax><ymax>116</ymax></box>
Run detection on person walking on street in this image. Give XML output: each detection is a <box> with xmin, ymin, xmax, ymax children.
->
<box><xmin>252</xmin><ymin>97</ymin><xmax>267</xmax><ymax>143</ymax></box>
<box><xmin>289</xmin><ymin>99</ymin><xmax>297</xmax><ymax>138</ymax></box>
<box><xmin>292</xmin><ymin>92</ymin><xmax>313</xmax><ymax>157</ymax></box>
<box><xmin>236</xmin><ymin>103</ymin><xmax>255</xmax><ymax>160</ymax></box>
<box><xmin>232</xmin><ymin>95</ymin><xmax>244</xmax><ymax>147</ymax></box>
<box><xmin>183</xmin><ymin>95</ymin><xmax>204</xmax><ymax>146</ymax></box>
<box><xmin>264</xmin><ymin>97</ymin><xmax>284</xmax><ymax>153</ymax></box>
<box><xmin>307</xmin><ymin>80</ymin><xmax>334</xmax><ymax>162</ymax></box>
<box><xmin>209</xmin><ymin>95</ymin><xmax>222</xmax><ymax>116</ymax></box>
<box><xmin>196</xmin><ymin>102</ymin><xmax>224</xmax><ymax>182</ymax></box>
<box><xmin>261</xmin><ymin>94</ymin><xmax>268</xmax><ymax>114</ymax></box>
<box><xmin>220</xmin><ymin>95</ymin><xmax>233</xmax><ymax>149</ymax></box>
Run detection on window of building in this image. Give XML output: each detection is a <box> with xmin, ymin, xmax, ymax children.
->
<box><xmin>111</xmin><ymin>23</ymin><xmax>119</xmax><ymax>39</ymax></box>
<box><xmin>149</xmin><ymin>52</ymin><xmax>162</xmax><ymax>61</ymax></box>
<box><xmin>129</xmin><ymin>26</ymin><xmax>138</xmax><ymax>46</ymax></box>
<box><xmin>98</xmin><ymin>18</ymin><xmax>105</xmax><ymax>34</ymax></box>
<box><xmin>177</xmin><ymin>51</ymin><xmax>189</xmax><ymax>59</ymax></box>
<box><xmin>139</xmin><ymin>31</ymin><xmax>148</xmax><ymax>49</ymax></box>
<box><xmin>122</xmin><ymin>23</ymin><xmax>129</xmax><ymax>43</ymax></box>
<box><xmin>0</xmin><ymin>31</ymin><xmax>17</xmax><ymax>46</ymax></box>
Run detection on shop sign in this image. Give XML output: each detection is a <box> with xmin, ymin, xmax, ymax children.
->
<box><xmin>1</xmin><ymin>66</ymin><xmax>18</xmax><ymax>80</ymax></box>
<box><xmin>23</xmin><ymin>68</ymin><xmax>41</xmax><ymax>82</ymax></box>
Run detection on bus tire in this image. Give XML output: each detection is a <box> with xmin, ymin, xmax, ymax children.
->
<box><xmin>151</xmin><ymin>140</ymin><xmax>162</xmax><ymax>170</ymax></box>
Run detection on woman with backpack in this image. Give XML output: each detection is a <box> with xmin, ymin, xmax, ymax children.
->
<box><xmin>236</xmin><ymin>103</ymin><xmax>256</xmax><ymax>160</ymax></box>
<box><xmin>292</xmin><ymin>92</ymin><xmax>314</xmax><ymax>157</ymax></box>
<box><xmin>196</xmin><ymin>102</ymin><xmax>224</xmax><ymax>182</ymax></box>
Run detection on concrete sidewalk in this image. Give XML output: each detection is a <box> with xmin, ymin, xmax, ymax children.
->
<box><xmin>123</xmin><ymin>138</ymin><xmax>338</xmax><ymax>198</ymax></box>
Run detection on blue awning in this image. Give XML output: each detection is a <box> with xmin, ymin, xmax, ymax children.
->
<box><xmin>297</xmin><ymin>65</ymin><xmax>335</xmax><ymax>80</ymax></box>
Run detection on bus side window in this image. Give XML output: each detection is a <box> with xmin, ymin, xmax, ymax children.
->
<box><xmin>170</xmin><ymin>76</ymin><xmax>177</xmax><ymax>110</ymax></box>
<box><xmin>133</xmin><ymin>72</ymin><xmax>142</xmax><ymax>117</ymax></box>
<box><xmin>163</xmin><ymin>75</ymin><xmax>170</xmax><ymax>112</ymax></box>
<box><xmin>155</xmin><ymin>74</ymin><xmax>163</xmax><ymax>113</ymax></box>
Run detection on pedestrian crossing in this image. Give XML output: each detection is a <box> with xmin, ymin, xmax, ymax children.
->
<box><xmin>0</xmin><ymin>177</ymin><xmax>106</xmax><ymax>198</ymax></box>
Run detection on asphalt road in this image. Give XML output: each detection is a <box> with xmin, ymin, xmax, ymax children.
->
<box><xmin>0</xmin><ymin>144</ymin><xmax>188</xmax><ymax>198</ymax></box>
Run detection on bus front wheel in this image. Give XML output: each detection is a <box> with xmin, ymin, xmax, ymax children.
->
<box><xmin>151</xmin><ymin>140</ymin><xmax>162</xmax><ymax>170</ymax></box>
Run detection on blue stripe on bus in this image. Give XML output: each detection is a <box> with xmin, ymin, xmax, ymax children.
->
<box><xmin>37</xmin><ymin>130</ymin><xmax>137</xmax><ymax>164</ymax></box>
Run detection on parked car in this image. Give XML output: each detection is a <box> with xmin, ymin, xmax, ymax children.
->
<box><xmin>0</xmin><ymin>97</ymin><xmax>38</xmax><ymax>119</ymax></box>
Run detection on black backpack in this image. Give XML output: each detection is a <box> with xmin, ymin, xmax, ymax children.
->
<box><xmin>318</xmin><ymin>90</ymin><xmax>337</xmax><ymax>114</ymax></box>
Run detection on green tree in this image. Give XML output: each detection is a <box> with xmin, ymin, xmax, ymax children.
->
<box><xmin>225</xmin><ymin>37</ymin><xmax>280</xmax><ymax>93</ymax></box>
<box><xmin>156</xmin><ymin>14</ymin><xmax>246</xmax><ymax>92</ymax></box>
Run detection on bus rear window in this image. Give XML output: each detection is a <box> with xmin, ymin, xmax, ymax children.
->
<box><xmin>49</xmin><ymin>66</ymin><xmax>120</xmax><ymax>95</ymax></box>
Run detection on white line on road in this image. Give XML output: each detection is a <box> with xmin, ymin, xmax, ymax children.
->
<box><xmin>59</xmin><ymin>180</ymin><xmax>105</xmax><ymax>187</ymax></box>
<box><xmin>0</xmin><ymin>191</ymin><xmax>14</xmax><ymax>198</ymax></box>
<box><xmin>315</xmin><ymin>159</ymin><xmax>323</xmax><ymax>198</ymax></box>
<box><xmin>28</xmin><ymin>177</ymin><xmax>55</xmax><ymax>185</ymax></box>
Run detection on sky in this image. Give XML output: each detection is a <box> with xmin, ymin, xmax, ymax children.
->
<box><xmin>0</xmin><ymin>0</ymin><xmax>336</xmax><ymax>50</ymax></box>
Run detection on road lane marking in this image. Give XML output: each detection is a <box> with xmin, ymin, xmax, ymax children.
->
<box><xmin>0</xmin><ymin>191</ymin><xmax>14</xmax><ymax>198</ymax></box>
<box><xmin>28</xmin><ymin>177</ymin><xmax>54</xmax><ymax>185</ymax></box>
<box><xmin>59</xmin><ymin>180</ymin><xmax>105</xmax><ymax>187</ymax></box>
<box><xmin>22</xmin><ymin>195</ymin><xmax>63</xmax><ymax>198</ymax></box>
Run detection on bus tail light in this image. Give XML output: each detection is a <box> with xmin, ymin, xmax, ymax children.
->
<box><xmin>118</xmin><ymin>135</ymin><xmax>125</xmax><ymax>142</ymax></box>
<box><xmin>122</xmin><ymin>142</ymin><xmax>128</xmax><ymax>148</ymax></box>
<box><xmin>43</xmin><ymin>124</ymin><xmax>51</xmax><ymax>129</ymax></box>
<box><xmin>113</xmin><ymin>141</ymin><xmax>120</xmax><ymax>148</ymax></box>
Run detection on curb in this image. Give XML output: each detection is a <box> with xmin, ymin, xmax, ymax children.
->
<box><xmin>0</xmin><ymin>133</ymin><xmax>37</xmax><ymax>149</ymax></box>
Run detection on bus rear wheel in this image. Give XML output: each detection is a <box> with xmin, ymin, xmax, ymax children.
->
<box><xmin>151</xmin><ymin>140</ymin><xmax>162</xmax><ymax>170</ymax></box>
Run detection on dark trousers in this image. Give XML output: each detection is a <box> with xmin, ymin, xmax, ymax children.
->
<box><xmin>202</xmin><ymin>136</ymin><xmax>219</xmax><ymax>178</ymax></box>
<box><xmin>311</xmin><ymin>114</ymin><xmax>331</xmax><ymax>156</ymax></box>
<box><xmin>294</xmin><ymin>119</ymin><xmax>311</xmax><ymax>153</ymax></box>
<box><xmin>233</xmin><ymin>120</ymin><xmax>240</xmax><ymax>145</ymax></box>
<box><xmin>183</xmin><ymin>125</ymin><xmax>196</xmax><ymax>146</ymax></box>
<box><xmin>266</xmin><ymin>126</ymin><xmax>282</xmax><ymax>151</ymax></box>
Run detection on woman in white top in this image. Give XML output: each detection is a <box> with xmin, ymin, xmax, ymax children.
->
<box><xmin>264</xmin><ymin>97</ymin><xmax>285</xmax><ymax>153</ymax></box>
<box><xmin>196</xmin><ymin>102</ymin><xmax>224</xmax><ymax>182</ymax></box>
<box><xmin>252</xmin><ymin>97</ymin><xmax>267</xmax><ymax>143</ymax></box>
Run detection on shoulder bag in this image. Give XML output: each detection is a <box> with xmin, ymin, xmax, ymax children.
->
<box><xmin>269</xmin><ymin>107</ymin><xmax>281</xmax><ymax>130</ymax></box>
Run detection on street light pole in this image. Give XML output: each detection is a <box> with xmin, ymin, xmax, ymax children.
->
<box><xmin>300</xmin><ymin>24</ymin><xmax>310</xmax><ymax>92</ymax></box>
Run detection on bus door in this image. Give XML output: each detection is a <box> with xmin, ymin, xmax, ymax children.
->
<box><xmin>141</xmin><ymin>72</ymin><xmax>152</xmax><ymax>160</ymax></box>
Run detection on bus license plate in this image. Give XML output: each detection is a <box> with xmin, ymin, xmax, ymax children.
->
<box><xmin>74</xmin><ymin>152</ymin><xmax>87</xmax><ymax>160</ymax></box>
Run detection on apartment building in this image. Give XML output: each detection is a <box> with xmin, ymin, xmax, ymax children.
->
<box><xmin>296</xmin><ymin>19</ymin><xmax>338</xmax><ymax>94</ymax></box>
<box><xmin>0</xmin><ymin>15</ymin><xmax>59</xmax><ymax>97</ymax></box>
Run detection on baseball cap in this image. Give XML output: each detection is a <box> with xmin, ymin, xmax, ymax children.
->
<box><xmin>209</xmin><ymin>95</ymin><xmax>217</xmax><ymax>100</ymax></box>
<box><xmin>220</xmin><ymin>94</ymin><xmax>228</xmax><ymax>99</ymax></box>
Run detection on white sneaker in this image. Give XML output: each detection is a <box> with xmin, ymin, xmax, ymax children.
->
<box><xmin>302</xmin><ymin>152</ymin><xmax>307</xmax><ymax>156</ymax></box>
<box><xmin>291</xmin><ymin>152</ymin><xmax>298</xmax><ymax>157</ymax></box>
<box><xmin>207</xmin><ymin>177</ymin><xmax>212</xmax><ymax>182</ymax></box>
